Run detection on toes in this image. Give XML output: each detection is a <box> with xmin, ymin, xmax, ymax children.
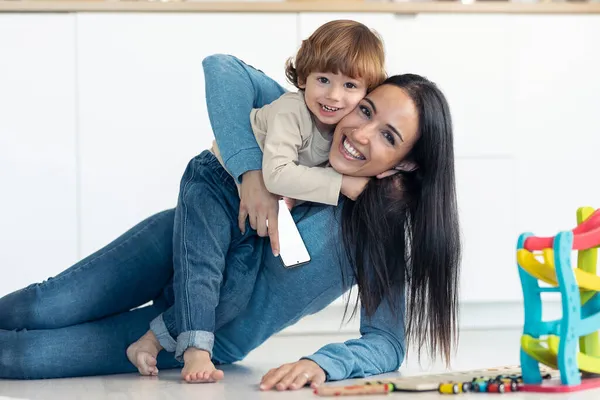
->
<box><xmin>211</xmin><ymin>369</ymin><xmax>224</xmax><ymax>381</ymax></box>
<box><xmin>136</xmin><ymin>360</ymin><xmax>150</xmax><ymax>376</ymax></box>
<box><xmin>136</xmin><ymin>355</ymin><xmax>154</xmax><ymax>376</ymax></box>
<box><xmin>182</xmin><ymin>369</ymin><xmax>222</xmax><ymax>383</ymax></box>
<box><xmin>141</xmin><ymin>365</ymin><xmax>153</xmax><ymax>376</ymax></box>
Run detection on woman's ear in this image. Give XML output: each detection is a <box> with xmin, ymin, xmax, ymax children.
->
<box><xmin>395</xmin><ymin>160</ymin><xmax>418</xmax><ymax>172</ymax></box>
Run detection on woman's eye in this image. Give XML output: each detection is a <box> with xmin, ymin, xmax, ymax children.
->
<box><xmin>359</xmin><ymin>105</ymin><xmax>371</xmax><ymax>118</ymax></box>
<box><xmin>344</xmin><ymin>82</ymin><xmax>357</xmax><ymax>89</ymax></box>
<box><xmin>383</xmin><ymin>131</ymin><xmax>395</xmax><ymax>145</ymax></box>
<box><xmin>317</xmin><ymin>77</ymin><xmax>329</xmax><ymax>84</ymax></box>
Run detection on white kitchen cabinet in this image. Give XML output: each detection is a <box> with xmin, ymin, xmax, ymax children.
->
<box><xmin>455</xmin><ymin>158</ymin><xmax>521</xmax><ymax>302</ymax></box>
<box><xmin>386</xmin><ymin>14</ymin><xmax>516</xmax><ymax>158</ymax></box>
<box><xmin>2</xmin><ymin>10</ymin><xmax>599</xmax><ymax>312</ymax></box>
<box><xmin>509</xmin><ymin>15</ymin><xmax>600</xmax><ymax>161</ymax></box>
<box><xmin>76</xmin><ymin>13</ymin><xmax>297</xmax><ymax>255</ymax></box>
<box><xmin>0</xmin><ymin>15</ymin><xmax>78</xmax><ymax>296</ymax></box>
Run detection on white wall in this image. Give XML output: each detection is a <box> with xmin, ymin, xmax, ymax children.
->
<box><xmin>1</xmin><ymin>12</ymin><xmax>600</xmax><ymax>331</ymax></box>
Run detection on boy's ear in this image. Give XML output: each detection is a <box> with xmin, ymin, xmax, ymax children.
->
<box><xmin>395</xmin><ymin>160</ymin><xmax>418</xmax><ymax>172</ymax></box>
<box><xmin>298</xmin><ymin>75</ymin><xmax>306</xmax><ymax>89</ymax></box>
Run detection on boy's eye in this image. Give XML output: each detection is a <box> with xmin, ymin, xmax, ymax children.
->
<box><xmin>317</xmin><ymin>77</ymin><xmax>329</xmax><ymax>84</ymax></box>
<box><xmin>359</xmin><ymin>105</ymin><xmax>371</xmax><ymax>118</ymax></box>
<box><xmin>344</xmin><ymin>82</ymin><xmax>357</xmax><ymax>89</ymax></box>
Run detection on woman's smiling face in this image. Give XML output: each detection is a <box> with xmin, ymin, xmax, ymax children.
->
<box><xmin>329</xmin><ymin>84</ymin><xmax>420</xmax><ymax>177</ymax></box>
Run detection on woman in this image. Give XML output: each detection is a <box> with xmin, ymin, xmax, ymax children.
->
<box><xmin>0</xmin><ymin>55</ymin><xmax>460</xmax><ymax>391</ymax></box>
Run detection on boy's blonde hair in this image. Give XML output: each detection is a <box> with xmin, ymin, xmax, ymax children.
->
<box><xmin>285</xmin><ymin>20</ymin><xmax>386</xmax><ymax>92</ymax></box>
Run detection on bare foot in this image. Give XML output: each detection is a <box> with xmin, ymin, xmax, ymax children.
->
<box><xmin>127</xmin><ymin>330</ymin><xmax>163</xmax><ymax>376</ymax></box>
<box><xmin>182</xmin><ymin>348</ymin><xmax>225</xmax><ymax>383</ymax></box>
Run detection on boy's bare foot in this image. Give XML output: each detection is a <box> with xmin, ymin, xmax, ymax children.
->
<box><xmin>182</xmin><ymin>347</ymin><xmax>224</xmax><ymax>383</ymax></box>
<box><xmin>127</xmin><ymin>330</ymin><xmax>163</xmax><ymax>376</ymax></box>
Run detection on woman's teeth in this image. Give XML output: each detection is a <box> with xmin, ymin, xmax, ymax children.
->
<box><xmin>343</xmin><ymin>137</ymin><xmax>365</xmax><ymax>160</ymax></box>
<box><xmin>321</xmin><ymin>104</ymin><xmax>340</xmax><ymax>112</ymax></box>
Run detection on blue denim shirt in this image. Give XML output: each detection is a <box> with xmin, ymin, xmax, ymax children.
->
<box><xmin>205</xmin><ymin>54</ymin><xmax>406</xmax><ymax>381</ymax></box>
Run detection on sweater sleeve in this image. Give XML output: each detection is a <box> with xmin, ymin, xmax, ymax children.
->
<box><xmin>202</xmin><ymin>54</ymin><xmax>286</xmax><ymax>183</ymax></box>
<box><xmin>260</xmin><ymin>102</ymin><xmax>342</xmax><ymax>205</ymax></box>
<box><xmin>302</xmin><ymin>295</ymin><xmax>406</xmax><ymax>381</ymax></box>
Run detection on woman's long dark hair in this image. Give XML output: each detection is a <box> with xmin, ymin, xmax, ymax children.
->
<box><xmin>340</xmin><ymin>74</ymin><xmax>461</xmax><ymax>364</ymax></box>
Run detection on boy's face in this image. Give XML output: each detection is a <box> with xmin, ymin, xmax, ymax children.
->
<box><xmin>299</xmin><ymin>72</ymin><xmax>367</xmax><ymax>133</ymax></box>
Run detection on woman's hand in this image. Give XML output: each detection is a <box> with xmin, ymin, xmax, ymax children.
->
<box><xmin>238</xmin><ymin>170</ymin><xmax>280</xmax><ymax>256</ymax></box>
<box><xmin>259</xmin><ymin>359</ymin><xmax>327</xmax><ymax>391</ymax></box>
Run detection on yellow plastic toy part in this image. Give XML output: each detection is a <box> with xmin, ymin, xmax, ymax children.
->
<box><xmin>521</xmin><ymin>334</ymin><xmax>558</xmax><ymax>369</ymax></box>
<box><xmin>577</xmin><ymin>207</ymin><xmax>600</xmax><ymax>356</ymax></box>
<box><xmin>521</xmin><ymin>334</ymin><xmax>600</xmax><ymax>375</ymax></box>
<box><xmin>517</xmin><ymin>249</ymin><xmax>558</xmax><ymax>286</ymax></box>
<box><xmin>547</xmin><ymin>335</ymin><xmax>600</xmax><ymax>374</ymax></box>
<box><xmin>517</xmin><ymin>249</ymin><xmax>600</xmax><ymax>292</ymax></box>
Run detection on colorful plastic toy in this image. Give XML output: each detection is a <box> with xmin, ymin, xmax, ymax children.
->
<box><xmin>438</xmin><ymin>382</ymin><xmax>462</xmax><ymax>394</ymax></box>
<box><xmin>517</xmin><ymin>207</ymin><xmax>600</xmax><ymax>392</ymax></box>
<box><xmin>471</xmin><ymin>377</ymin><xmax>489</xmax><ymax>392</ymax></box>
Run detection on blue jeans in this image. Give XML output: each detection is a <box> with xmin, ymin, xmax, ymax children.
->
<box><xmin>149</xmin><ymin>54</ymin><xmax>287</xmax><ymax>361</ymax></box>
<box><xmin>150</xmin><ymin>151</ymin><xmax>264</xmax><ymax>361</ymax></box>
<box><xmin>0</xmin><ymin>152</ymin><xmax>263</xmax><ymax>379</ymax></box>
<box><xmin>0</xmin><ymin>210</ymin><xmax>183</xmax><ymax>379</ymax></box>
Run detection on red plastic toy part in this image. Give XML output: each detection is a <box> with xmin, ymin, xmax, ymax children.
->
<box><xmin>520</xmin><ymin>377</ymin><xmax>600</xmax><ymax>393</ymax></box>
<box><xmin>524</xmin><ymin>209</ymin><xmax>600</xmax><ymax>251</ymax></box>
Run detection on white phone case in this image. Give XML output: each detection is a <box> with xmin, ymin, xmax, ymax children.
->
<box><xmin>276</xmin><ymin>199</ymin><xmax>311</xmax><ymax>268</ymax></box>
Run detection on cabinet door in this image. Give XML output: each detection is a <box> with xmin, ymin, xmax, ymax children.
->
<box><xmin>387</xmin><ymin>14</ymin><xmax>515</xmax><ymax>158</ymax></box>
<box><xmin>510</xmin><ymin>15</ymin><xmax>600</xmax><ymax>161</ymax></box>
<box><xmin>77</xmin><ymin>13</ymin><xmax>297</xmax><ymax>254</ymax></box>
<box><xmin>509</xmin><ymin>16</ymin><xmax>600</xmax><ymax>290</ymax></box>
<box><xmin>456</xmin><ymin>158</ymin><xmax>520</xmax><ymax>302</ymax></box>
<box><xmin>0</xmin><ymin>15</ymin><xmax>78</xmax><ymax>296</ymax></box>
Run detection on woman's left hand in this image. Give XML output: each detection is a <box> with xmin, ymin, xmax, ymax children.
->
<box><xmin>259</xmin><ymin>359</ymin><xmax>326</xmax><ymax>391</ymax></box>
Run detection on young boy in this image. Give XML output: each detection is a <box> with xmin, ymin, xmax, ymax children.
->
<box><xmin>126</xmin><ymin>20</ymin><xmax>386</xmax><ymax>383</ymax></box>
<box><xmin>213</xmin><ymin>19</ymin><xmax>386</xmax><ymax>206</ymax></box>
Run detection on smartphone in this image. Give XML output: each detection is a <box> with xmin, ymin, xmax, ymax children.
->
<box><xmin>276</xmin><ymin>199</ymin><xmax>311</xmax><ymax>268</ymax></box>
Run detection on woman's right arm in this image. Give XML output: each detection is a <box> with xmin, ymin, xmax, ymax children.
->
<box><xmin>203</xmin><ymin>54</ymin><xmax>287</xmax><ymax>254</ymax></box>
<box><xmin>202</xmin><ymin>54</ymin><xmax>286</xmax><ymax>182</ymax></box>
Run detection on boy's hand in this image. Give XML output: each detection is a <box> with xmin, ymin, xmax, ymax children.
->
<box><xmin>341</xmin><ymin>176</ymin><xmax>370</xmax><ymax>201</ymax></box>
<box><xmin>376</xmin><ymin>169</ymin><xmax>399</xmax><ymax>179</ymax></box>
<box><xmin>282</xmin><ymin>197</ymin><xmax>296</xmax><ymax>210</ymax></box>
<box><xmin>239</xmin><ymin>170</ymin><xmax>280</xmax><ymax>256</ymax></box>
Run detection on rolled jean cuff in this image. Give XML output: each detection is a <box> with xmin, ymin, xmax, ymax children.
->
<box><xmin>175</xmin><ymin>330</ymin><xmax>215</xmax><ymax>362</ymax></box>
<box><xmin>149</xmin><ymin>314</ymin><xmax>177</xmax><ymax>353</ymax></box>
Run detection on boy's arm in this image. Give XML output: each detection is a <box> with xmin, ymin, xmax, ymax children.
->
<box><xmin>262</xmin><ymin>108</ymin><xmax>343</xmax><ymax>206</ymax></box>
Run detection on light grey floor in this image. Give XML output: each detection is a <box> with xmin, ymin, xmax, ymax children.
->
<box><xmin>2</xmin><ymin>329</ymin><xmax>600</xmax><ymax>399</ymax></box>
